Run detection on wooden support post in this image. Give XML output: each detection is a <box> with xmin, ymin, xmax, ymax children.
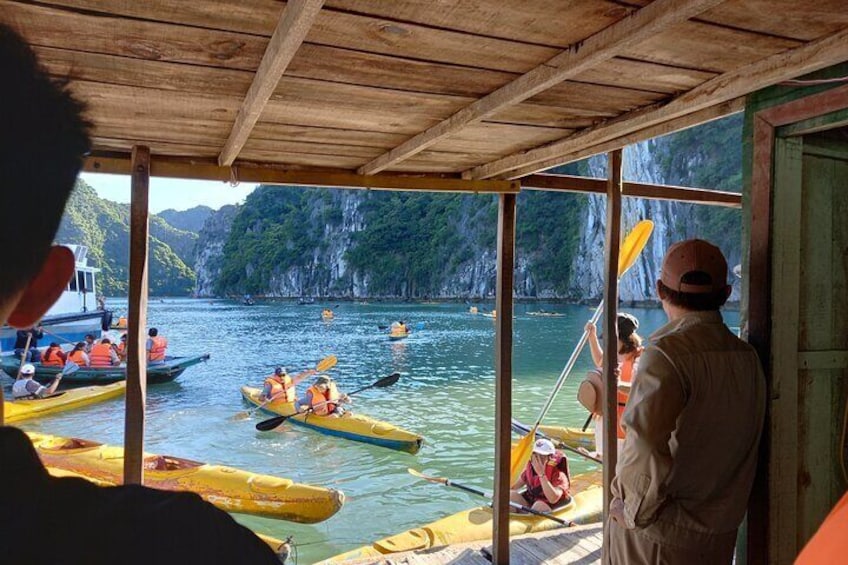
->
<box><xmin>602</xmin><ymin>150</ymin><xmax>623</xmax><ymax>564</ymax></box>
<box><xmin>493</xmin><ymin>192</ymin><xmax>517</xmax><ymax>565</ymax></box>
<box><xmin>124</xmin><ymin>145</ymin><xmax>150</xmax><ymax>485</ymax></box>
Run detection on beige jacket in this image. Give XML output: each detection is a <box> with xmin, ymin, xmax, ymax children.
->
<box><xmin>611</xmin><ymin>310</ymin><xmax>766</xmax><ymax>548</ymax></box>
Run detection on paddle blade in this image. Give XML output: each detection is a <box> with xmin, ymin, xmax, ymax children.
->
<box><xmin>375</xmin><ymin>373</ymin><xmax>400</xmax><ymax>388</ymax></box>
<box><xmin>316</xmin><ymin>354</ymin><xmax>337</xmax><ymax>373</ymax></box>
<box><xmin>510</xmin><ymin>430</ymin><xmax>535</xmax><ymax>485</ymax></box>
<box><xmin>407</xmin><ymin>468</ymin><xmax>446</xmax><ymax>484</ymax></box>
<box><xmin>256</xmin><ymin>414</ymin><xmax>288</xmax><ymax>432</ymax></box>
<box><xmin>617</xmin><ymin>220</ymin><xmax>654</xmax><ymax>278</ymax></box>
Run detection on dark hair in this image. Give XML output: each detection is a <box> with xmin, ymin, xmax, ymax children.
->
<box><xmin>0</xmin><ymin>24</ymin><xmax>91</xmax><ymax>301</ymax></box>
<box><xmin>85</xmin><ymin>334</ymin><xmax>95</xmax><ymax>341</ymax></box>
<box><xmin>618</xmin><ymin>332</ymin><xmax>642</xmax><ymax>355</ymax></box>
<box><xmin>148</xmin><ymin>328</ymin><xmax>158</xmax><ymax>337</ymax></box>
<box><xmin>74</xmin><ymin>342</ymin><xmax>85</xmax><ymax>351</ymax></box>
<box><xmin>101</xmin><ymin>338</ymin><xmax>111</xmax><ymax>344</ymax></box>
<box><xmin>658</xmin><ymin>271</ymin><xmax>730</xmax><ymax>311</ymax></box>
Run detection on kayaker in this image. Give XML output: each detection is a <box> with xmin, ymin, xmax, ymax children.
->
<box><xmin>67</xmin><ymin>342</ymin><xmax>91</xmax><ymax>367</ymax></box>
<box><xmin>609</xmin><ymin>239</ymin><xmax>766</xmax><ymax>565</ymax></box>
<box><xmin>13</xmin><ymin>326</ymin><xmax>43</xmax><ymax>362</ymax></box>
<box><xmin>510</xmin><ymin>438</ymin><xmax>572</xmax><ymax>512</ymax></box>
<box><xmin>146</xmin><ymin>327</ymin><xmax>168</xmax><ymax>364</ymax></box>
<box><xmin>114</xmin><ymin>333</ymin><xmax>128</xmax><ymax>362</ymax></box>
<box><xmin>583</xmin><ymin>312</ymin><xmax>642</xmax><ymax>457</ymax></box>
<box><xmin>41</xmin><ymin>342</ymin><xmax>67</xmax><ymax>368</ymax></box>
<box><xmin>11</xmin><ymin>363</ymin><xmax>62</xmax><ymax>399</ymax></box>
<box><xmin>90</xmin><ymin>337</ymin><xmax>120</xmax><ymax>367</ymax></box>
<box><xmin>260</xmin><ymin>366</ymin><xmax>315</xmax><ymax>403</ymax></box>
<box><xmin>390</xmin><ymin>320</ymin><xmax>408</xmax><ymax>335</ymax></box>
<box><xmin>0</xmin><ymin>27</ymin><xmax>279</xmax><ymax>563</ymax></box>
<box><xmin>301</xmin><ymin>376</ymin><xmax>351</xmax><ymax>417</ymax></box>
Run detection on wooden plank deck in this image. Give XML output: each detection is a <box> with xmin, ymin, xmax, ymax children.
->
<box><xmin>343</xmin><ymin>523</ymin><xmax>603</xmax><ymax>565</ymax></box>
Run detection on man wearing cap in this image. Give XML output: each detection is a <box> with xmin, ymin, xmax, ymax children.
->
<box><xmin>510</xmin><ymin>438</ymin><xmax>572</xmax><ymax>512</ymax></box>
<box><xmin>609</xmin><ymin>239</ymin><xmax>766</xmax><ymax>564</ymax></box>
<box><xmin>11</xmin><ymin>364</ymin><xmax>62</xmax><ymax>399</ymax></box>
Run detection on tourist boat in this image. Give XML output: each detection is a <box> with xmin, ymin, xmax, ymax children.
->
<box><xmin>0</xmin><ymin>354</ymin><xmax>210</xmax><ymax>385</ymax></box>
<box><xmin>318</xmin><ymin>470</ymin><xmax>603</xmax><ymax>562</ymax></box>
<box><xmin>27</xmin><ymin>431</ymin><xmax>345</xmax><ymax>523</ymax></box>
<box><xmin>4</xmin><ymin>381</ymin><xmax>126</xmax><ymax>423</ymax></box>
<box><xmin>241</xmin><ymin>386</ymin><xmax>423</xmax><ymax>453</ymax></box>
<box><xmin>0</xmin><ymin>245</ymin><xmax>109</xmax><ymax>353</ymax></box>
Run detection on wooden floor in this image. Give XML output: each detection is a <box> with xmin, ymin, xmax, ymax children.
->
<box><xmin>343</xmin><ymin>523</ymin><xmax>603</xmax><ymax>564</ymax></box>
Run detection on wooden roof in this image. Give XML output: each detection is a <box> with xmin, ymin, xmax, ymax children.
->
<box><xmin>5</xmin><ymin>0</ymin><xmax>848</xmax><ymax>188</ymax></box>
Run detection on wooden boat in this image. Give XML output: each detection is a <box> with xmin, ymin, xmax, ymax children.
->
<box><xmin>4</xmin><ymin>381</ymin><xmax>125</xmax><ymax>423</ymax></box>
<box><xmin>28</xmin><ymin>431</ymin><xmax>345</xmax><ymax>523</ymax></box>
<box><xmin>318</xmin><ymin>470</ymin><xmax>603</xmax><ymax>562</ymax></box>
<box><xmin>241</xmin><ymin>386</ymin><xmax>423</xmax><ymax>453</ymax></box>
<box><xmin>0</xmin><ymin>354</ymin><xmax>210</xmax><ymax>385</ymax></box>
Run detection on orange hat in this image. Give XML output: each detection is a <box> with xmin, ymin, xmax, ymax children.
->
<box><xmin>661</xmin><ymin>239</ymin><xmax>728</xmax><ymax>294</ymax></box>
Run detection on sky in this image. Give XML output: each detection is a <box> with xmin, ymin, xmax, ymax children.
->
<box><xmin>80</xmin><ymin>172</ymin><xmax>257</xmax><ymax>213</ymax></box>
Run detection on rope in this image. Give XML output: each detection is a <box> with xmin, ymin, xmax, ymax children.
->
<box><xmin>228</xmin><ymin>165</ymin><xmax>240</xmax><ymax>187</ymax></box>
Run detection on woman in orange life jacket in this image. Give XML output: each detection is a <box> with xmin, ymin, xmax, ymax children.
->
<box><xmin>146</xmin><ymin>327</ymin><xmax>167</xmax><ymax>364</ymax></box>
<box><xmin>584</xmin><ymin>312</ymin><xmax>643</xmax><ymax>457</ymax></box>
<box><xmin>510</xmin><ymin>438</ymin><xmax>572</xmax><ymax>512</ymax></box>
<box><xmin>114</xmin><ymin>333</ymin><xmax>128</xmax><ymax>362</ymax></box>
<box><xmin>66</xmin><ymin>342</ymin><xmax>90</xmax><ymax>367</ymax></box>
<box><xmin>40</xmin><ymin>342</ymin><xmax>67</xmax><ymax>367</ymax></box>
<box><xmin>300</xmin><ymin>375</ymin><xmax>351</xmax><ymax>417</ymax></box>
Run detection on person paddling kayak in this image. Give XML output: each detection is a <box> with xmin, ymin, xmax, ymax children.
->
<box><xmin>300</xmin><ymin>375</ymin><xmax>351</xmax><ymax>417</ymax></box>
<box><xmin>510</xmin><ymin>438</ymin><xmax>572</xmax><ymax>513</ymax></box>
<box><xmin>260</xmin><ymin>366</ymin><xmax>315</xmax><ymax>402</ymax></box>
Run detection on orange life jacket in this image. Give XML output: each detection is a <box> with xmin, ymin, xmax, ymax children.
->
<box><xmin>116</xmin><ymin>342</ymin><xmax>127</xmax><ymax>358</ymax></box>
<box><xmin>148</xmin><ymin>336</ymin><xmax>167</xmax><ymax>362</ymax></box>
<box><xmin>41</xmin><ymin>346</ymin><xmax>65</xmax><ymax>367</ymax></box>
<box><xmin>264</xmin><ymin>374</ymin><xmax>296</xmax><ymax>403</ymax></box>
<box><xmin>796</xmin><ymin>491</ymin><xmax>848</xmax><ymax>564</ymax></box>
<box><xmin>90</xmin><ymin>343</ymin><xmax>114</xmax><ymax>367</ymax></box>
<box><xmin>521</xmin><ymin>453</ymin><xmax>571</xmax><ymax>506</ymax></box>
<box><xmin>68</xmin><ymin>349</ymin><xmax>88</xmax><ymax>366</ymax></box>
<box><xmin>615</xmin><ymin>349</ymin><xmax>642</xmax><ymax>439</ymax></box>
<box><xmin>307</xmin><ymin>383</ymin><xmax>340</xmax><ymax>416</ymax></box>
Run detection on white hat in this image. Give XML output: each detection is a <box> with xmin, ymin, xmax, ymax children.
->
<box><xmin>20</xmin><ymin>364</ymin><xmax>35</xmax><ymax>376</ymax></box>
<box><xmin>533</xmin><ymin>438</ymin><xmax>556</xmax><ymax>456</ymax></box>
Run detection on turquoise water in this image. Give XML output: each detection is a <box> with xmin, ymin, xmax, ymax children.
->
<box><xmin>5</xmin><ymin>299</ymin><xmax>738</xmax><ymax>563</ymax></box>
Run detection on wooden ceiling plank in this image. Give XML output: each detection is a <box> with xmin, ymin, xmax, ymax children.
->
<box><xmin>469</xmin><ymin>27</ymin><xmax>848</xmax><ymax>179</ymax></box>
<box><xmin>522</xmin><ymin>174</ymin><xmax>742</xmax><ymax>207</ymax></box>
<box><xmin>357</xmin><ymin>0</ymin><xmax>725</xmax><ymax>175</ymax></box>
<box><xmin>82</xmin><ymin>155</ymin><xmax>520</xmax><ymax>194</ymax></box>
<box><xmin>218</xmin><ymin>0</ymin><xmax>325</xmax><ymax>167</ymax></box>
<box><xmin>502</xmin><ymin>98</ymin><xmax>745</xmax><ymax>178</ymax></box>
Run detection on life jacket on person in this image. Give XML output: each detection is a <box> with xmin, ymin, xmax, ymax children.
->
<box><xmin>116</xmin><ymin>341</ymin><xmax>127</xmax><ymax>359</ymax></box>
<box><xmin>89</xmin><ymin>343</ymin><xmax>114</xmax><ymax>367</ymax></box>
<box><xmin>41</xmin><ymin>346</ymin><xmax>65</xmax><ymax>367</ymax></box>
<box><xmin>148</xmin><ymin>336</ymin><xmax>167</xmax><ymax>362</ymax></box>
<box><xmin>67</xmin><ymin>349</ymin><xmax>88</xmax><ymax>366</ymax></box>
<box><xmin>615</xmin><ymin>349</ymin><xmax>643</xmax><ymax>439</ymax></box>
<box><xmin>307</xmin><ymin>382</ymin><xmax>340</xmax><ymax>416</ymax></box>
<box><xmin>521</xmin><ymin>453</ymin><xmax>571</xmax><ymax>507</ymax></box>
<box><xmin>796</xmin><ymin>490</ymin><xmax>848</xmax><ymax>564</ymax></box>
<box><xmin>264</xmin><ymin>374</ymin><xmax>296</xmax><ymax>403</ymax></box>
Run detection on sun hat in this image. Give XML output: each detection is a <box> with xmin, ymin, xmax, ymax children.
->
<box><xmin>660</xmin><ymin>239</ymin><xmax>728</xmax><ymax>294</ymax></box>
<box><xmin>20</xmin><ymin>363</ymin><xmax>35</xmax><ymax>376</ymax></box>
<box><xmin>533</xmin><ymin>438</ymin><xmax>556</xmax><ymax>456</ymax></box>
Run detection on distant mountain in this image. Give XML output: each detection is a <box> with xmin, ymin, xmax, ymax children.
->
<box><xmin>158</xmin><ymin>206</ymin><xmax>214</xmax><ymax>233</ymax></box>
<box><xmin>55</xmin><ymin>180</ymin><xmax>196</xmax><ymax>296</ymax></box>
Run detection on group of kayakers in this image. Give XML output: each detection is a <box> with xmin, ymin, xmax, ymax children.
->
<box><xmin>260</xmin><ymin>366</ymin><xmax>351</xmax><ymax>417</ymax></box>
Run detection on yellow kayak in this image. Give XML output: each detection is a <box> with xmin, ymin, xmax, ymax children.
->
<box><xmin>28</xmin><ymin>431</ymin><xmax>344</xmax><ymax>523</ymax></box>
<box><xmin>4</xmin><ymin>381</ymin><xmax>126</xmax><ymax>423</ymax></box>
<box><xmin>242</xmin><ymin>386</ymin><xmax>423</xmax><ymax>453</ymax></box>
<box><xmin>538</xmin><ymin>424</ymin><xmax>596</xmax><ymax>451</ymax></box>
<box><xmin>318</xmin><ymin>470</ymin><xmax>603</xmax><ymax>563</ymax></box>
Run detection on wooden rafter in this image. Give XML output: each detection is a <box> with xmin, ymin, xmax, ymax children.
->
<box><xmin>467</xmin><ymin>28</ymin><xmax>848</xmax><ymax>179</ymax></box>
<box><xmin>356</xmin><ymin>0</ymin><xmax>724</xmax><ymax>175</ymax></box>
<box><xmin>503</xmin><ymin>98</ymin><xmax>744</xmax><ymax>179</ymax></box>
<box><xmin>218</xmin><ymin>0</ymin><xmax>325</xmax><ymax>167</ymax></box>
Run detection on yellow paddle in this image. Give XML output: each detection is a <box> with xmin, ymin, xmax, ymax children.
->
<box><xmin>510</xmin><ymin>220</ymin><xmax>653</xmax><ymax>484</ymax></box>
<box><xmin>232</xmin><ymin>354</ymin><xmax>337</xmax><ymax>420</ymax></box>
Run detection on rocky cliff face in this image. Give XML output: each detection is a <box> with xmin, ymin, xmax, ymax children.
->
<box><xmin>193</xmin><ymin>204</ymin><xmax>238</xmax><ymax>297</ymax></box>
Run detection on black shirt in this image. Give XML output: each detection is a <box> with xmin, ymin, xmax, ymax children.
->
<box><xmin>13</xmin><ymin>328</ymin><xmax>42</xmax><ymax>349</ymax></box>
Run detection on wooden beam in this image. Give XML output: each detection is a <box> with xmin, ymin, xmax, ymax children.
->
<box><xmin>504</xmin><ymin>98</ymin><xmax>745</xmax><ymax>179</ymax></box>
<box><xmin>493</xmin><ymin>192</ymin><xmax>517</xmax><ymax>565</ymax></box>
<box><xmin>84</xmin><ymin>155</ymin><xmax>519</xmax><ymax>194</ymax></box>
<box><xmin>357</xmin><ymin>0</ymin><xmax>724</xmax><ymax>175</ymax></box>
<box><xmin>218</xmin><ymin>0</ymin><xmax>325</xmax><ymax>166</ymax></box>
<box><xmin>601</xmin><ymin>150</ymin><xmax>623</xmax><ymax>565</ymax></box>
<box><xmin>124</xmin><ymin>145</ymin><xmax>150</xmax><ymax>486</ymax></box>
<box><xmin>522</xmin><ymin>174</ymin><xmax>743</xmax><ymax>207</ymax></box>
<box><xmin>469</xmin><ymin>28</ymin><xmax>848</xmax><ymax>179</ymax></box>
